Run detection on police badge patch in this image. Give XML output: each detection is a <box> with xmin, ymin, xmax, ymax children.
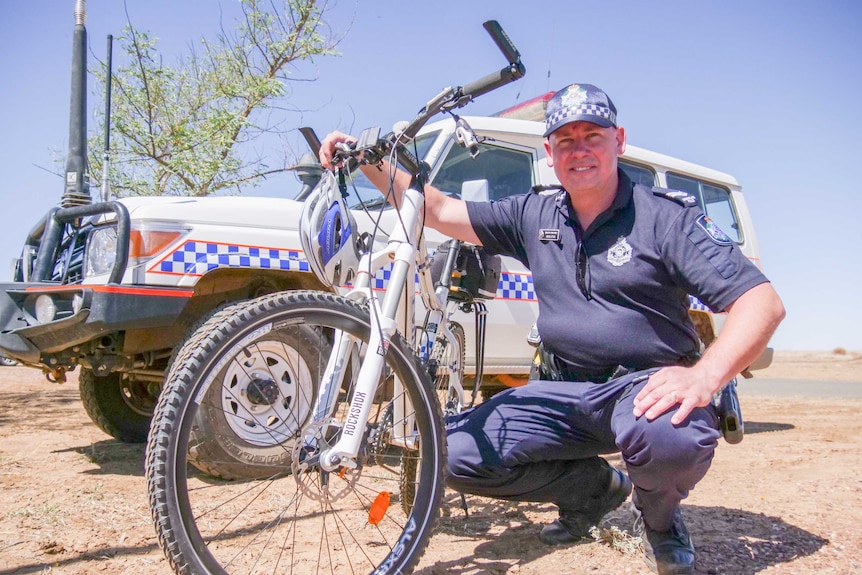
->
<box><xmin>696</xmin><ymin>214</ymin><xmax>733</xmax><ymax>246</ymax></box>
<box><xmin>607</xmin><ymin>236</ymin><xmax>632</xmax><ymax>267</ymax></box>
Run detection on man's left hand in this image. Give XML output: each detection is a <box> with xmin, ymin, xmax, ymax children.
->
<box><xmin>632</xmin><ymin>366</ymin><xmax>717</xmax><ymax>425</ymax></box>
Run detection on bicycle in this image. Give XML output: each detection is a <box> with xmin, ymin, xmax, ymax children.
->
<box><xmin>145</xmin><ymin>20</ymin><xmax>525</xmax><ymax>575</ymax></box>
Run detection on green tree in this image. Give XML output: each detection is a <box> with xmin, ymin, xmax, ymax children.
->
<box><xmin>88</xmin><ymin>0</ymin><xmax>338</xmax><ymax>197</ymax></box>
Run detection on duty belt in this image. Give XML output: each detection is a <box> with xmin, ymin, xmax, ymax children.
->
<box><xmin>539</xmin><ymin>344</ymin><xmax>700</xmax><ymax>383</ymax></box>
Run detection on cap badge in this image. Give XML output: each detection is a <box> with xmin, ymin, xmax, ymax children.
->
<box><xmin>561</xmin><ymin>85</ymin><xmax>588</xmax><ymax>109</ymax></box>
<box><xmin>607</xmin><ymin>236</ymin><xmax>633</xmax><ymax>267</ymax></box>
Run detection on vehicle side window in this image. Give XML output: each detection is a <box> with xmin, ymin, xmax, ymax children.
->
<box><xmin>620</xmin><ymin>160</ymin><xmax>656</xmax><ymax>186</ymax></box>
<box><xmin>666</xmin><ymin>172</ymin><xmax>741</xmax><ymax>243</ymax></box>
<box><xmin>433</xmin><ymin>142</ymin><xmax>534</xmax><ymax>201</ymax></box>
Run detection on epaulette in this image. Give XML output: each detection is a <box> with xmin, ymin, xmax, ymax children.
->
<box><xmin>651</xmin><ymin>186</ymin><xmax>698</xmax><ymax>207</ymax></box>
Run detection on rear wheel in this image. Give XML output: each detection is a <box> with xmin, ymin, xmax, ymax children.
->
<box><xmin>401</xmin><ymin>321</ymin><xmax>465</xmax><ymax>515</ymax></box>
<box><xmin>431</xmin><ymin>321</ymin><xmax>466</xmax><ymax>416</ymax></box>
<box><xmin>146</xmin><ymin>290</ymin><xmax>445</xmax><ymax>575</ymax></box>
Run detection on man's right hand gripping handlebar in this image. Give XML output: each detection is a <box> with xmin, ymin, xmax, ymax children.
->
<box><xmin>319</xmin><ymin>131</ymin><xmax>357</xmax><ymax>170</ymax></box>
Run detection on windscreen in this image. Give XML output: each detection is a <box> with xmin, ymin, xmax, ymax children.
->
<box><xmin>347</xmin><ymin>131</ymin><xmax>440</xmax><ymax>210</ymax></box>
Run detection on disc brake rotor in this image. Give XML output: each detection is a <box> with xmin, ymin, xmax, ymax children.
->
<box><xmin>291</xmin><ymin>418</ymin><xmax>360</xmax><ymax>502</ymax></box>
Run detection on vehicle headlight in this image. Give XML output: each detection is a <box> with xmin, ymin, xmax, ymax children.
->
<box><xmin>85</xmin><ymin>225</ymin><xmax>118</xmax><ymax>277</ymax></box>
<box><xmin>84</xmin><ymin>223</ymin><xmax>189</xmax><ymax>279</ymax></box>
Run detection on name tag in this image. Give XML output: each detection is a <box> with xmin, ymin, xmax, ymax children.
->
<box><xmin>539</xmin><ymin>229</ymin><xmax>560</xmax><ymax>242</ymax></box>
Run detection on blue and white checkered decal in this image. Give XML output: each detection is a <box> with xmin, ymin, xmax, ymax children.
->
<box><xmin>498</xmin><ymin>272</ymin><xmax>536</xmax><ymax>301</ymax></box>
<box><xmin>688</xmin><ymin>295</ymin><xmax>710</xmax><ymax>312</ymax></box>
<box><xmin>151</xmin><ymin>243</ymin><xmax>710</xmax><ymax>313</ymax></box>
<box><xmin>152</xmin><ymin>241</ymin><xmax>309</xmax><ymax>275</ymax></box>
<box><xmin>546</xmin><ymin>103</ymin><xmax>616</xmax><ymax>129</ymax></box>
<box><xmin>370</xmin><ymin>264</ymin><xmax>395</xmax><ymax>290</ymax></box>
<box><xmin>368</xmin><ymin>265</ymin><xmax>538</xmax><ymax>301</ymax></box>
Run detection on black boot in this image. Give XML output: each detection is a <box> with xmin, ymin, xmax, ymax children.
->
<box><xmin>539</xmin><ymin>464</ymin><xmax>632</xmax><ymax>545</ymax></box>
<box><xmin>632</xmin><ymin>505</ymin><xmax>695</xmax><ymax>575</ymax></box>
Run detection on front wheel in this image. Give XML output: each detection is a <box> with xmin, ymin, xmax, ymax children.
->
<box><xmin>185</xmin><ymin>317</ymin><xmax>322</xmax><ymax>480</ymax></box>
<box><xmin>145</xmin><ymin>290</ymin><xmax>445</xmax><ymax>575</ymax></box>
<box><xmin>79</xmin><ymin>369</ymin><xmax>154</xmax><ymax>443</ymax></box>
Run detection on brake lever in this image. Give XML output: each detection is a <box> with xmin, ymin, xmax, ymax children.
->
<box><xmin>453</xmin><ymin>115</ymin><xmax>481</xmax><ymax>159</ymax></box>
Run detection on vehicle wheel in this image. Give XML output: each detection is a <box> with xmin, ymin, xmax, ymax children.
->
<box><xmin>146</xmin><ymin>290</ymin><xmax>444</xmax><ymax>575</ymax></box>
<box><xmin>185</xmin><ymin>310</ymin><xmax>322</xmax><ymax>480</ymax></box>
<box><xmin>0</xmin><ymin>355</ymin><xmax>19</xmax><ymax>366</ymax></box>
<box><xmin>79</xmin><ymin>369</ymin><xmax>154</xmax><ymax>443</ymax></box>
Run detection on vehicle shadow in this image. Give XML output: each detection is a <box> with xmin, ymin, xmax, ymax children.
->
<box><xmin>53</xmin><ymin>439</ymin><xmax>147</xmax><ymax>477</ymax></box>
<box><xmin>421</xmin><ymin>495</ymin><xmax>828</xmax><ymax>575</ymax></box>
<box><xmin>0</xmin><ymin>387</ymin><xmax>81</xmax><ymax>430</ymax></box>
<box><xmin>0</xmin><ymin>541</ymin><xmax>164</xmax><ymax>575</ymax></box>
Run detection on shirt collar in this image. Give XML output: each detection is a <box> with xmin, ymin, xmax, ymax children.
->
<box><xmin>555</xmin><ymin>168</ymin><xmax>634</xmax><ymax>234</ymax></box>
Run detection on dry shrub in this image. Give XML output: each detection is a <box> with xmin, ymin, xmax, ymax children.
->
<box><xmin>590</xmin><ymin>524</ymin><xmax>642</xmax><ymax>555</ymax></box>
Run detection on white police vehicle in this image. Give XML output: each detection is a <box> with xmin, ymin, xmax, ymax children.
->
<box><xmin>0</xmin><ymin>96</ymin><xmax>771</xmax><ymax>449</ymax></box>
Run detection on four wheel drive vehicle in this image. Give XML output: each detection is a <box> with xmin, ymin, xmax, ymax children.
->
<box><xmin>0</xmin><ymin>109</ymin><xmax>773</xmax><ymax>444</ymax></box>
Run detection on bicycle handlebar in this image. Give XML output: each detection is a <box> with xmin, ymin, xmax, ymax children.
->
<box><xmin>460</xmin><ymin>20</ymin><xmax>525</xmax><ymax>102</ymax></box>
<box><xmin>324</xmin><ymin>20</ymin><xmax>525</xmax><ymax>177</ymax></box>
<box><xmin>483</xmin><ymin>20</ymin><xmax>521</xmax><ymax>67</ymax></box>
<box><xmin>400</xmin><ymin>20</ymin><xmax>525</xmax><ymax>142</ymax></box>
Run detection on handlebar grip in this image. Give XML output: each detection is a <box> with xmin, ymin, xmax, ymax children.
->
<box><xmin>459</xmin><ymin>22</ymin><xmax>525</xmax><ymax>102</ymax></box>
<box><xmin>460</xmin><ymin>62</ymin><xmax>526</xmax><ymax>103</ymax></box>
<box><xmin>300</xmin><ymin>125</ymin><xmax>360</xmax><ymax>174</ymax></box>
<box><xmin>299</xmin><ymin>126</ymin><xmax>322</xmax><ymax>157</ymax></box>
<box><xmin>483</xmin><ymin>20</ymin><xmax>520</xmax><ymax>64</ymax></box>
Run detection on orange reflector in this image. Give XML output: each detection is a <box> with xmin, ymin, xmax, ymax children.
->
<box><xmin>367</xmin><ymin>491</ymin><xmax>391</xmax><ymax>525</ymax></box>
<box><xmin>129</xmin><ymin>229</ymin><xmax>183</xmax><ymax>258</ymax></box>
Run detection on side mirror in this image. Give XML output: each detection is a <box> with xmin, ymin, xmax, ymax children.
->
<box><xmin>461</xmin><ymin>179</ymin><xmax>489</xmax><ymax>202</ymax></box>
<box><xmin>292</xmin><ymin>152</ymin><xmax>323</xmax><ymax>201</ymax></box>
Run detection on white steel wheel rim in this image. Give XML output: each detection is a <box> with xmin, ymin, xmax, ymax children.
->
<box><xmin>219</xmin><ymin>339</ymin><xmax>313</xmax><ymax>446</ymax></box>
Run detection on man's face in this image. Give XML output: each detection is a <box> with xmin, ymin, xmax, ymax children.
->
<box><xmin>544</xmin><ymin>122</ymin><xmax>626</xmax><ymax>194</ymax></box>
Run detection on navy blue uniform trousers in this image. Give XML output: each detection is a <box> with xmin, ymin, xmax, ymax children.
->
<box><xmin>445</xmin><ymin>370</ymin><xmax>722</xmax><ymax>532</ymax></box>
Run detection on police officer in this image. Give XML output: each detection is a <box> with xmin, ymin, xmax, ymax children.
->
<box><xmin>320</xmin><ymin>83</ymin><xmax>785</xmax><ymax>575</ymax></box>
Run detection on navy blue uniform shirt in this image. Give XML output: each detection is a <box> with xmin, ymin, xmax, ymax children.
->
<box><xmin>465</xmin><ymin>170</ymin><xmax>769</xmax><ymax>375</ymax></box>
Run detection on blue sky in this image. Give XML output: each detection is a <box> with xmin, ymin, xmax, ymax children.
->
<box><xmin>1</xmin><ymin>0</ymin><xmax>860</xmax><ymax>351</ymax></box>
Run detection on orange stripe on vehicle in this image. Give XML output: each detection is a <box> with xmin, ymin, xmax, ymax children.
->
<box><xmin>25</xmin><ymin>285</ymin><xmax>194</xmax><ymax>298</ymax></box>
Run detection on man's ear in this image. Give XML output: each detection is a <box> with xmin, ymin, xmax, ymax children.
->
<box><xmin>544</xmin><ymin>139</ymin><xmax>554</xmax><ymax>167</ymax></box>
<box><xmin>616</xmin><ymin>127</ymin><xmax>627</xmax><ymax>155</ymax></box>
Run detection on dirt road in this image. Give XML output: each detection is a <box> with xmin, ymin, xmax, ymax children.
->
<box><xmin>0</xmin><ymin>351</ymin><xmax>860</xmax><ymax>574</ymax></box>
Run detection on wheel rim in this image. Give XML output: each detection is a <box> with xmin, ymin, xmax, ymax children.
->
<box><xmin>220</xmin><ymin>339</ymin><xmax>313</xmax><ymax>446</ymax></box>
<box><xmin>119</xmin><ymin>377</ymin><xmax>157</xmax><ymax>417</ymax></box>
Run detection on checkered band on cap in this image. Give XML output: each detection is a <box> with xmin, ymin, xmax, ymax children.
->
<box><xmin>545</xmin><ymin>103</ymin><xmax>616</xmax><ymax>132</ymax></box>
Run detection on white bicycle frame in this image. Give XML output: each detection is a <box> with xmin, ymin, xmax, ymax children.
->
<box><xmin>310</xmin><ymin>183</ymin><xmax>465</xmax><ymax>472</ymax></box>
